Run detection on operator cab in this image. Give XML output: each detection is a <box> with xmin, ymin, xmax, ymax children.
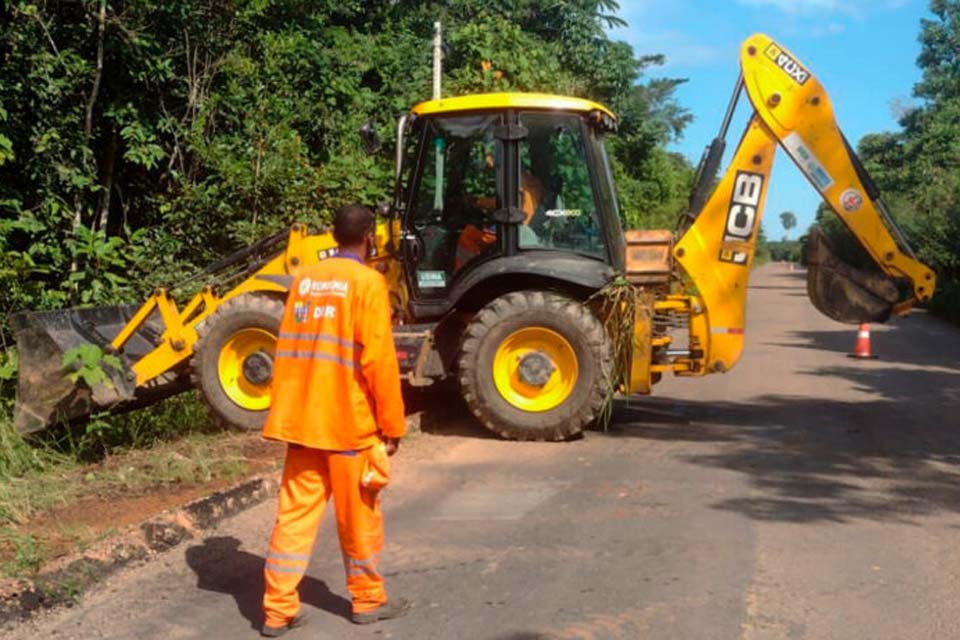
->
<box><xmin>391</xmin><ymin>93</ymin><xmax>625</xmax><ymax>319</ymax></box>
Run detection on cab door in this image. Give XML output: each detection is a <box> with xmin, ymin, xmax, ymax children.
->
<box><xmin>401</xmin><ymin>113</ymin><xmax>505</xmax><ymax>305</ymax></box>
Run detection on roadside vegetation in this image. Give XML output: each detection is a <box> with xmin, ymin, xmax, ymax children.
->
<box><xmin>0</xmin><ymin>389</ymin><xmax>280</xmax><ymax>577</ymax></box>
<box><xmin>0</xmin><ymin>0</ymin><xmax>692</xmax><ymax>343</ymax></box>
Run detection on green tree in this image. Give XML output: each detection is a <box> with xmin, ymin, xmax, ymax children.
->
<box><xmin>0</xmin><ymin>0</ymin><xmax>693</xmax><ymax>346</ymax></box>
<box><xmin>779</xmin><ymin>211</ymin><xmax>797</xmax><ymax>240</ymax></box>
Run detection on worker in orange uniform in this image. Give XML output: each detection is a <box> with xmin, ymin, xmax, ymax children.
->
<box><xmin>260</xmin><ymin>204</ymin><xmax>409</xmax><ymax>637</ymax></box>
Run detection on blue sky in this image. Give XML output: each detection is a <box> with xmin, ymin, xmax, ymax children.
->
<box><xmin>609</xmin><ymin>0</ymin><xmax>932</xmax><ymax>240</ymax></box>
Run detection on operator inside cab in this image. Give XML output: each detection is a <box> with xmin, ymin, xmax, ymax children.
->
<box><xmin>454</xmin><ymin>153</ymin><xmax>547</xmax><ymax>271</ymax></box>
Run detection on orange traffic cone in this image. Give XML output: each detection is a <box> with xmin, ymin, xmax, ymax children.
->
<box><xmin>848</xmin><ymin>323</ymin><xmax>877</xmax><ymax>359</ymax></box>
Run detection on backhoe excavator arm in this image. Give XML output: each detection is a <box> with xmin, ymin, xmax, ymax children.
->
<box><xmin>673</xmin><ymin>33</ymin><xmax>937</xmax><ymax>376</ymax></box>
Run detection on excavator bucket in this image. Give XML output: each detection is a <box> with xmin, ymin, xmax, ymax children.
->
<box><xmin>11</xmin><ymin>305</ymin><xmax>184</xmax><ymax>433</ymax></box>
<box><xmin>804</xmin><ymin>227</ymin><xmax>901</xmax><ymax>325</ymax></box>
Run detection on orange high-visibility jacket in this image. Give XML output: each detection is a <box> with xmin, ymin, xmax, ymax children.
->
<box><xmin>263</xmin><ymin>255</ymin><xmax>406</xmax><ymax>450</ymax></box>
<box><xmin>455</xmin><ymin>224</ymin><xmax>497</xmax><ymax>271</ymax></box>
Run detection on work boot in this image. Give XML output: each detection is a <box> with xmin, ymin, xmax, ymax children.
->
<box><xmin>260</xmin><ymin>613</ymin><xmax>307</xmax><ymax>637</ymax></box>
<box><xmin>350</xmin><ymin>598</ymin><xmax>412</xmax><ymax>625</ymax></box>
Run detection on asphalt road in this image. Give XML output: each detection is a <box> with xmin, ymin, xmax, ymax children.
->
<box><xmin>9</xmin><ymin>264</ymin><xmax>960</xmax><ymax>640</ymax></box>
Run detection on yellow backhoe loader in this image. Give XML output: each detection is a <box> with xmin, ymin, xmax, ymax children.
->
<box><xmin>11</xmin><ymin>34</ymin><xmax>936</xmax><ymax>440</ymax></box>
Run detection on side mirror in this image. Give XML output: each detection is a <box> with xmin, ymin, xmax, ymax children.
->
<box><xmin>360</xmin><ymin>122</ymin><xmax>382</xmax><ymax>155</ymax></box>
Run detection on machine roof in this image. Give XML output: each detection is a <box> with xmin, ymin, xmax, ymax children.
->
<box><xmin>411</xmin><ymin>92</ymin><xmax>617</xmax><ymax>120</ymax></box>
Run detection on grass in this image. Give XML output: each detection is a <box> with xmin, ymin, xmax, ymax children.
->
<box><xmin>41</xmin><ymin>392</ymin><xmax>219</xmax><ymax>463</ymax></box>
<box><xmin>0</xmin><ymin>528</ymin><xmax>44</xmax><ymax>577</ymax></box>
<box><xmin>0</xmin><ymin>394</ymin><xmax>225</xmax><ymax>525</ymax></box>
<box><xmin>0</xmin><ymin>413</ymin><xmax>73</xmax><ymax>525</ymax></box>
<box><xmin>0</xmin><ymin>409</ymin><xmax>64</xmax><ymax>480</ymax></box>
<box><xmin>0</xmin><ymin>392</ymin><xmax>281</xmax><ymax>579</ymax></box>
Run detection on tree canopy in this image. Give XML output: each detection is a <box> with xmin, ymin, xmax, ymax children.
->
<box><xmin>0</xmin><ymin>0</ymin><xmax>694</xmax><ymax>342</ymax></box>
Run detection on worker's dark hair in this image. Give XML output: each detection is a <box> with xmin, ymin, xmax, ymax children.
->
<box><xmin>332</xmin><ymin>204</ymin><xmax>375</xmax><ymax>246</ymax></box>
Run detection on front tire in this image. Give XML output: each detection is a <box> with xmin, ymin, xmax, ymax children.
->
<box><xmin>191</xmin><ymin>294</ymin><xmax>284</xmax><ymax>430</ymax></box>
<box><xmin>458</xmin><ymin>291</ymin><xmax>612</xmax><ymax>441</ymax></box>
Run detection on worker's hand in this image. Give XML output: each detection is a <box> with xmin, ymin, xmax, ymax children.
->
<box><xmin>384</xmin><ymin>437</ymin><xmax>400</xmax><ymax>456</ymax></box>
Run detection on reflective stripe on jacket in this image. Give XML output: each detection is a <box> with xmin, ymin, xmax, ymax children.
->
<box><xmin>263</xmin><ymin>257</ymin><xmax>406</xmax><ymax>450</ymax></box>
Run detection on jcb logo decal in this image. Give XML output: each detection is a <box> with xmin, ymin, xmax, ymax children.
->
<box><xmin>765</xmin><ymin>43</ymin><xmax>809</xmax><ymax>85</ymax></box>
<box><xmin>719</xmin><ymin>171</ymin><xmax>764</xmax><ymax>266</ymax></box>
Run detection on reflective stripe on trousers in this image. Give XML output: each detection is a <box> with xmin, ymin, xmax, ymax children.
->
<box><xmin>263</xmin><ymin>445</ymin><xmax>386</xmax><ymax>627</ymax></box>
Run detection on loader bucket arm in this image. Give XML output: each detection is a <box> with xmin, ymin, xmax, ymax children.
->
<box><xmin>9</xmin><ymin>227</ymin><xmax>309</xmax><ymax>433</ymax></box>
<box><xmin>739</xmin><ymin>33</ymin><xmax>936</xmax><ymax>319</ymax></box>
<box><xmin>10</xmin><ymin>305</ymin><xmax>183</xmax><ymax>433</ymax></box>
<box><xmin>10</xmin><ymin>222</ymin><xmax>408</xmax><ymax>433</ymax></box>
<box><xmin>673</xmin><ymin>33</ymin><xmax>937</xmax><ymax>375</ymax></box>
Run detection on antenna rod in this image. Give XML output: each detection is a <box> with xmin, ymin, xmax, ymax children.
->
<box><xmin>432</xmin><ymin>22</ymin><xmax>442</xmax><ymax>100</ymax></box>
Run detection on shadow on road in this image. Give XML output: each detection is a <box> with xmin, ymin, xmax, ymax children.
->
<box><xmin>767</xmin><ymin>315</ymin><xmax>960</xmax><ymax>371</ymax></box>
<box><xmin>411</xmin><ymin>299</ymin><xmax>960</xmax><ymax>527</ymax></box>
<box><xmin>403</xmin><ymin>383</ymin><xmax>494</xmax><ymax>440</ymax></box>
<box><xmin>610</xmin><ymin>356</ymin><xmax>960</xmax><ymax>525</ymax></box>
<box><xmin>184</xmin><ymin>536</ymin><xmax>351</xmax><ymax>630</ymax></box>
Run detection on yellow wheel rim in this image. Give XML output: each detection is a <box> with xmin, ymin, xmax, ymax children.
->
<box><xmin>217</xmin><ymin>328</ymin><xmax>276</xmax><ymax>411</ymax></box>
<box><xmin>492</xmin><ymin>327</ymin><xmax>578</xmax><ymax>412</ymax></box>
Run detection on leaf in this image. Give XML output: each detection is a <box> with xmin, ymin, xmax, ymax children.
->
<box><xmin>0</xmin><ymin>134</ymin><xmax>14</xmax><ymax>166</ymax></box>
<box><xmin>0</xmin><ymin>350</ymin><xmax>18</xmax><ymax>382</ymax></box>
<box><xmin>61</xmin><ymin>344</ymin><xmax>120</xmax><ymax>389</ymax></box>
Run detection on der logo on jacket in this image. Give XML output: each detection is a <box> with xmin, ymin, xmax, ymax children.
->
<box><xmin>293</xmin><ymin>301</ymin><xmax>310</xmax><ymax>323</ymax></box>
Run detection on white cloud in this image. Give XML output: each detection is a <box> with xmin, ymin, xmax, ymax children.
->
<box><xmin>809</xmin><ymin>22</ymin><xmax>847</xmax><ymax>37</ymax></box>
<box><xmin>736</xmin><ymin>0</ymin><xmax>910</xmax><ymax>16</ymax></box>
<box><xmin>612</xmin><ymin>27</ymin><xmax>726</xmax><ymax>69</ymax></box>
<box><xmin>739</xmin><ymin>0</ymin><xmax>850</xmax><ymax>14</ymax></box>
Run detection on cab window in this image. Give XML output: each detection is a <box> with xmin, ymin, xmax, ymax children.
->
<box><xmin>517</xmin><ymin>113</ymin><xmax>606</xmax><ymax>258</ymax></box>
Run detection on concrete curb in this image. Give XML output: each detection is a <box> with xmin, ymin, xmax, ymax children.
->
<box><xmin>0</xmin><ymin>472</ymin><xmax>280</xmax><ymax>628</ymax></box>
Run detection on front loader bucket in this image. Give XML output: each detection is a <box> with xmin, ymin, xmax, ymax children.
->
<box><xmin>804</xmin><ymin>227</ymin><xmax>901</xmax><ymax>325</ymax></box>
<box><xmin>11</xmin><ymin>305</ymin><xmax>182</xmax><ymax>433</ymax></box>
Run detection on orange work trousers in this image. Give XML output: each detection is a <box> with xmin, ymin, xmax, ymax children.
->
<box><xmin>263</xmin><ymin>444</ymin><xmax>387</xmax><ymax>627</ymax></box>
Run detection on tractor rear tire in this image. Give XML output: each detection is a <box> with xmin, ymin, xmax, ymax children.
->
<box><xmin>458</xmin><ymin>291</ymin><xmax>612</xmax><ymax>441</ymax></box>
<box><xmin>191</xmin><ymin>294</ymin><xmax>284</xmax><ymax>430</ymax></box>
